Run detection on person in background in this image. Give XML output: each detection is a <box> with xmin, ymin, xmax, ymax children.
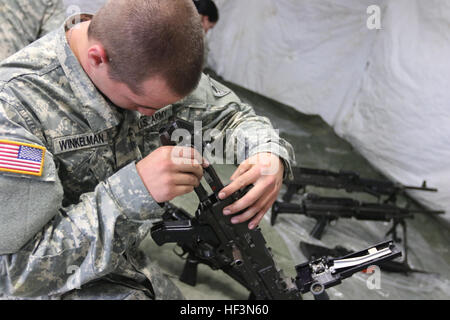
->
<box><xmin>0</xmin><ymin>0</ymin><xmax>66</xmax><ymax>61</ymax></box>
<box><xmin>193</xmin><ymin>0</ymin><xmax>219</xmax><ymax>34</ymax></box>
<box><xmin>193</xmin><ymin>0</ymin><xmax>219</xmax><ymax>68</ymax></box>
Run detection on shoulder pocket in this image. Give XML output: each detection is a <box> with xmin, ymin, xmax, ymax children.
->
<box><xmin>208</xmin><ymin>76</ymin><xmax>231</xmax><ymax>98</ymax></box>
<box><xmin>0</xmin><ymin>157</ymin><xmax>63</xmax><ymax>254</ymax></box>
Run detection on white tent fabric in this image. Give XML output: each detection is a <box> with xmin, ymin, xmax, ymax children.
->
<box><xmin>207</xmin><ymin>0</ymin><xmax>450</xmax><ymax>219</ymax></box>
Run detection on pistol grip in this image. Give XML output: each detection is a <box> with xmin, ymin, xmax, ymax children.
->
<box><xmin>179</xmin><ymin>254</ymin><xmax>199</xmax><ymax>286</ymax></box>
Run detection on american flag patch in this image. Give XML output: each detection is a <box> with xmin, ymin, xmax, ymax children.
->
<box><xmin>0</xmin><ymin>140</ymin><xmax>46</xmax><ymax>176</ymax></box>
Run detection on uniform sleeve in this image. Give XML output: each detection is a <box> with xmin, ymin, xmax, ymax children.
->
<box><xmin>39</xmin><ymin>0</ymin><xmax>66</xmax><ymax>37</ymax></box>
<box><xmin>0</xmin><ymin>1</ymin><xmax>30</xmax><ymax>61</ymax></box>
<box><xmin>0</xmin><ymin>101</ymin><xmax>163</xmax><ymax>298</ymax></box>
<box><xmin>175</xmin><ymin>74</ymin><xmax>296</xmax><ymax>180</ymax></box>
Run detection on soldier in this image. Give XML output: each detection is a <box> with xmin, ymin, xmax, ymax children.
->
<box><xmin>193</xmin><ymin>0</ymin><xmax>219</xmax><ymax>68</ymax></box>
<box><xmin>0</xmin><ymin>0</ymin><xmax>66</xmax><ymax>61</ymax></box>
<box><xmin>194</xmin><ymin>0</ymin><xmax>219</xmax><ymax>34</ymax></box>
<box><xmin>0</xmin><ymin>0</ymin><xmax>294</xmax><ymax>299</ymax></box>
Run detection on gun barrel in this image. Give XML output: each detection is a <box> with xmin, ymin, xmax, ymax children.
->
<box><xmin>403</xmin><ymin>186</ymin><xmax>438</xmax><ymax>192</ymax></box>
<box><xmin>408</xmin><ymin>209</ymin><xmax>445</xmax><ymax>215</ymax></box>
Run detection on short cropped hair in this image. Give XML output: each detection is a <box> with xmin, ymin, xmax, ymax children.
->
<box><xmin>88</xmin><ymin>0</ymin><xmax>204</xmax><ymax>96</ymax></box>
<box><xmin>193</xmin><ymin>0</ymin><xmax>219</xmax><ymax>23</ymax></box>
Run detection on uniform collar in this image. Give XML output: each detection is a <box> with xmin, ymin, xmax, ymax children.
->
<box><xmin>56</xmin><ymin>14</ymin><xmax>123</xmax><ymax>133</ymax></box>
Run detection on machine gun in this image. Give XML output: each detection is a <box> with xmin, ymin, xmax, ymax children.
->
<box><xmin>151</xmin><ymin>117</ymin><xmax>301</xmax><ymax>299</ymax></box>
<box><xmin>150</xmin><ymin>117</ymin><xmax>402</xmax><ymax>300</ymax></box>
<box><xmin>159</xmin><ymin>203</ymin><xmax>401</xmax><ymax>300</ymax></box>
<box><xmin>271</xmin><ymin>194</ymin><xmax>444</xmax><ymax>240</ymax></box>
<box><xmin>282</xmin><ymin>166</ymin><xmax>438</xmax><ymax>203</ymax></box>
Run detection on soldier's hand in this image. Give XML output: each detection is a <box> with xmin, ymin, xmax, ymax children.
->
<box><xmin>136</xmin><ymin>146</ymin><xmax>207</xmax><ymax>203</ymax></box>
<box><xmin>218</xmin><ymin>153</ymin><xmax>284</xmax><ymax>230</ymax></box>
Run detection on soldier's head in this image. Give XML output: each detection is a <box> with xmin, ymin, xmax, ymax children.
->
<box><xmin>85</xmin><ymin>0</ymin><xmax>204</xmax><ymax>115</ymax></box>
<box><xmin>193</xmin><ymin>0</ymin><xmax>219</xmax><ymax>33</ymax></box>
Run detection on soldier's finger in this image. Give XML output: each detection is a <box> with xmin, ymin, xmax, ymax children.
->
<box><xmin>230</xmin><ymin>159</ymin><xmax>252</xmax><ymax>181</ymax></box>
<box><xmin>174</xmin><ymin>162</ymin><xmax>204</xmax><ymax>180</ymax></box>
<box><xmin>228</xmin><ymin>186</ymin><xmax>276</xmax><ymax>225</ymax></box>
<box><xmin>172</xmin><ymin>185</ymin><xmax>195</xmax><ymax>198</ymax></box>
<box><xmin>248</xmin><ymin>192</ymin><xmax>278</xmax><ymax>229</ymax></box>
<box><xmin>172</xmin><ymin>146</ymin><xmax>206</xmax><ymax>166</ymax></box>
<box><xmin>172</xmin><ymin>146</ymin><xmax>202</xmax><ymax>164</ymax></box>
<box><xmin>173</xmin><ymin>173</ymin><xmax>201</xmax><ymax>187</ymax></box>
<box><xmin>222</xmin><ymin>181</ymin><xmax>267</xmax><ymax>216</ymax></box>
<box><xmin>218</xmin><ymin>167</ymin><xmax>259</xmax><ymax>200</ymax></box>
<box><xmin>248</xmin><ymin>211</ymin><xmax>266</xmax><ymax>230</ymax></box>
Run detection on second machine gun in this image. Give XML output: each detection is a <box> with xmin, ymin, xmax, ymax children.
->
<box><xmin>271</xmin><ymin>167</ymin><xmax>444</xmax><ymax>275</ymax></box>
<box><xmin>281</xmin><ymin>166</ymin><xmax>439</xmax><ymax>204</ymax></box>
<box><xmin>273</xmin><ymin>166</ymin><xmax>444</xmax><ymax>244</ymax></box>
<box><xmin>150</xmin><ymin>117</ymin><xmax>402</xmax><ymax>300</ymax></box>
<box><xmin>271</xmin><ymin>193</ymin><xmax>444</xmax><ymax>240</ymax></box>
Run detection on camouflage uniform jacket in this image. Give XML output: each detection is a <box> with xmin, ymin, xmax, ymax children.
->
<box><xmin>0</xmin><ymin>0</ymin><xmax>66</xmax><ymax>61</ymax></box>
<box><xmin>0</xmin><ymin>14</ymin><xmax>295</xmax><ymax>300</ymax></box>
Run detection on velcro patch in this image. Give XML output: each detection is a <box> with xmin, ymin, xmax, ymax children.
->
<box><xmin>53</xmin><ymin>131</ymin><xmax>108</xmax><ymax>154</ymax></box>
<box><xmin>138</xmin><ymin>105</ymin><xmax>173</xmax><ymax>130</ymax></box>
<box><xmin>0</xmin><ymin>140</ymin><xmax>46</xmax><ymax>176</ymax></box>
<box><xmin>208</xmin><ymin>76</ymin><xmax>231</xmax><ymax>98</ymax></box>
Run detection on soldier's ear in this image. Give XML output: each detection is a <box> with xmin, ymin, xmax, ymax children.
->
<box><xmin>87</xmin><ymin>44</ymin><xmax>109</xmax><ymax>69</ymax></box>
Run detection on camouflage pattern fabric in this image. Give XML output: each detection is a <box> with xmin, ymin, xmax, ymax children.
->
<box><xmin>0</xmin><ymin>0</ymin><xmax>66</xmax><ymax>61</ymax></box>
<box><xmin>0</xmin><ymin>14</ymin><xmax>295</xmax><ymax>300</ymax></box>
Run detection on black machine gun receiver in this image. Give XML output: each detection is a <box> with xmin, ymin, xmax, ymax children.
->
<box><xmin>151</xmin><ymin>117</ymin><xmax>403</xmax><ymax>300</ymax></box>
